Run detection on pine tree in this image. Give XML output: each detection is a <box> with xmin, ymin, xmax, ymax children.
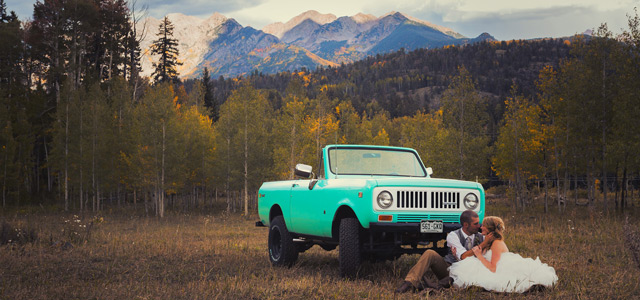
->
<box><xmin>0</xmin><ymin>0</ymin><xmax>21</xmax><ymax>93</ymax></box>
<box><xmin>98</xmin><ymin>0</ymin><xmax>132</xmax><ymax>81</ymax></box>
<box><xmin>202</xmin><ymin>67</ymin><xmax>218</xmax><ymax>121</ymax></box>
<box><xmin>151</xmin><ymin>16</ymin><xmax>181</xmax><ymax>84</ymax></box>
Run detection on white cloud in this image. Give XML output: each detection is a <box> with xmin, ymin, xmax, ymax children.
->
<box><xmin>5</xmin><ymin>0</ymin><xmax>640</xmax><ymax>40</ymax></box>
<box><xmin>380</xmin><ymin>0</ymin><xmax>637</xmax><ymax>39</ymax></box>
<box><xmin>146</xmin><ymin>0</ymin><xmax>268</xmax><ymax>19</ymax></box>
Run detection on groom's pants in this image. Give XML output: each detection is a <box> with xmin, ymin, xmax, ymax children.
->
<box><xmin>404</xmin><ymin>249</ymin><xmax>451</xmax><ymax>288</ymax></box>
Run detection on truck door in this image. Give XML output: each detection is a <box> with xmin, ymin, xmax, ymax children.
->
<box><xmin>289</xmin><ymin>179</ymin><xmax>328</xmax><ymax>237</ymax></box>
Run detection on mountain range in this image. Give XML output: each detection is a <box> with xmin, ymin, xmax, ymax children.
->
<box><xmin>139</xmin><ymin>10</ymin><xmax>495</xmax><ymax>79</ymax></box>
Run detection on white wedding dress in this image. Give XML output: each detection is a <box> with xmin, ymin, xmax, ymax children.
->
<box><xmin>448</xmin><ymin>250</ymin><xmax>558</xmax><ymax>293</ymax></box>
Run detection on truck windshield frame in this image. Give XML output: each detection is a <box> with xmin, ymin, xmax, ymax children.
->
<box><xmin>327</xmin><ymin>146</ymin><xmax>427</xmax><ymax>177</ymax></box>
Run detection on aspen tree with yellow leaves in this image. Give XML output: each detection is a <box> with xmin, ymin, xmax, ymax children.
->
<box><xmin>493</xmin><ymin>85</ymin><xmax>543</xmax><ymax>212</ymax></box>
<box><xmin>536</xmin><ymin>65</ymin><xmax>565</xmax><ymax>212</ymax></box>
<box><xmin>335</xmin><ymin>101</ymin><xmax>363</xmax><ymax>144</ymax></box>
<box><xmin>307</xmin><ymin>92</ymin><xmax>339</xmax><ymax>169</ymax></box>
<box><xmin>215</xmin><ymin>83</ymin><xmax>273</xmax><ymax>216</ymax></box>
<box><xmin>440</xmin><ymin>67</ymin><xmax>491</xmax><ymax>181</ymax></box>
<box><xmin>130</xmin><ymin>83</ymin><xmax>180</xmax><ymax>217</ymax></box>
<box><xmin>615</xmin><ymin>9</ymin><xmax>640</xmax><ymax>210</ymax></box>
<box><xmin>357</xmin><ymin>110</ymin><xmax>392</xmax><ymax>146</ymax></box>
<box><xmin>394</xmin><ymin>111</ymin><xmax>454</xmax><ymax>178</ymax></box>
<box><xmin>272</xmin><ymin>80</ymin><xmax>312</xmax><ymax>179</ymax></box>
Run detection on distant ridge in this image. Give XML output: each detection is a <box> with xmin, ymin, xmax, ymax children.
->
<box><xmin>139</xmin><ymin>10</ymin><xmax>494</xmax><ymax>79</ymax></box>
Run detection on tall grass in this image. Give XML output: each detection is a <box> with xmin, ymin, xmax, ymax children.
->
<box><xmin>0</xmin><ymin>199</ymin><xmax>639</xmax><ymax>299</ymax></box>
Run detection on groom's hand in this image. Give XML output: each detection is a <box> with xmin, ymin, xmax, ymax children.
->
<box><xmin>472</xmin><ymin>245</ymin><xmax>482</xmax><ymax>257</ymax></box>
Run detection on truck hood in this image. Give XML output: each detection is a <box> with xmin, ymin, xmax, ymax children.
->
<box><xmin>373</xmin><ymin>177</ymin><xmax>482</xmax><ymax>190</ymax></box>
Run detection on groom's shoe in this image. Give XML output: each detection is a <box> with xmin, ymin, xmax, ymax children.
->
<box><xmin>394</xmin><ymin>281</ymin><xmax>415</xmax><ymax>293</ymax></box>
<box><xmin>438</xmin><ymin>276</ymin><xmax>454</xmax><ymax>289</ymax></box>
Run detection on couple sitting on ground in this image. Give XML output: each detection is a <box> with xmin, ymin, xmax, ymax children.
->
<box><xmin>395</xmin><ymin>210</ymin><xmax>558</xmax><ymax>294</ymax></box>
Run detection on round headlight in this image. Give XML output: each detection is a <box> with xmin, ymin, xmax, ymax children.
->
<box><xmin>463</xmin><ymin>193</ymin><xmax>479</xmax><ymax>210</ymax></box>
<box><xmin>377</xmin><ymin>191</ymin><xmax>393</xmax><ymax>209</ymax></box>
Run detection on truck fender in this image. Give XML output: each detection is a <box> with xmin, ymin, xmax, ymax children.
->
<box><xmin>331</xmin><ymin>200</ymin><xmax>367</xmax><ymax>239</ymax></box>
<box><xmin>269</xmin><ymin>204</ymin><xmax>284</xmax><ymax>224</ymax></box>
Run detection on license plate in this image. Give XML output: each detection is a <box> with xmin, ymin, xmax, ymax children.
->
<box><xmin>420</xmin><ymin>220</ymin><xmax>443</xmax><ymax>233</ymax></box>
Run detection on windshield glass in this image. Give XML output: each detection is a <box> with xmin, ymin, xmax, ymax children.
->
<box><xmin>328</xmin><ymin>147</ymin><xmax>426</xmax><ymax>177</ymax></box>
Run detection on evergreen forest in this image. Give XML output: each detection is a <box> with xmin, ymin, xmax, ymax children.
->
<box><xmin>1</xmin><ymin>0</ymin><xmax>640</xmax><ymax>216</ymax></box>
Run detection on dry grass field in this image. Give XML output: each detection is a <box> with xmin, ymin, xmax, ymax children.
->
<box><xmin>1</xmin><ymin>198</ymin><xmax>639</xmax><ymax>300</ymax></box>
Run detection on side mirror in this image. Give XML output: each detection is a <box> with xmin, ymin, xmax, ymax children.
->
<box><xmin>294</xmin><ymin>164</ymin><xmax>313</xmax><ymax>178</ymax></box>
<box><xmin>426</xmin><ymin>167</ymin><xmax>433</xmax><ymax>177</ymax></box>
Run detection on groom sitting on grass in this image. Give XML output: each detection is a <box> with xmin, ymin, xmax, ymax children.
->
<box><xmin>395</xmin><ymin>210</ymin><xmax>488</xmax><ymax>293</ymax></box>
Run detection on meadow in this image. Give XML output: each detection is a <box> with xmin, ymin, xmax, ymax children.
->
<box><xmin>1</xmin><ymin>198</ymin><xmax>639</xmax><ymax>300</ymax></box>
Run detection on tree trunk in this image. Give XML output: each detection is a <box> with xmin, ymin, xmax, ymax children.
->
<box><xmin>160</xmin><ymin>122</ymin><xmax>166</xmax><ymax>218</ymax></box>
<box><xmin>459</xmin><ymin>96</ymin><xmax>465</xmax><ymax>180</ymax></box>
<box><xmin>290</xmin><ymin>116</ymin><xmax>296</xmax><ymax>179</ymax></box>
<box><xmin>621</xmin><ymin>155</ymin><xmax>628</xmax><ymax>211</ymax></box>
<box><xmin>244</xmin><ymin>101</ymin><xmax>249</xmax><ymax>217</ymax></box>
<box><xmin>226</xmin><ymin>137</ymin><xmax>230</xmax><ymax>214</ymax></box>
<box><xmin>573</xmin><ymin>168</ymin><xmax>578</xmax><ymax>204</ymax></box>
<box><xmin>92</xmin><ymin>97</ymin><xmax>96</xmax><ymax>212</ymax></box>
<box><xmin>44</xmin><ymin>135</ymin><xmax>52</xmax><ymax>192</ymax></box>
<box><xmin>629</xmin><ymin>176</ymin><xmax>636</xmax><ymax>207</ymax></box>
<box><xmin>144</xmin><ymin>190</ymin><xmax>148</xmax><ymax>216</ymax></box>
<box><xmin>315</xmin><ymin>102</ymin><xmax>323</xmax><ymax>172</ymax></box>
<box><xmin>513</xmin><ymin>99</ymin><xmax>521</xmax><ymax>212</ymax></box>
<box><xmin>601</xmin><ymin>59</ymin><xmax>608</xmax><ymax>212</ymax></box>
<box><xmin>202</xmin><ymin>145</ymin><xmax>206</xmax><ymax>208</ymax></box>
<box><xmin>2</xmin><ymin>147</ymin><xmax>6</xmax><ymax>208</ymax></box>
<box><xmin>80</xmin><ymin>100</ymin><xmax>84</xmax><ymax>214</ymax></box>
<box><xmin>65</xmin><ymin>100</ymin><xmax>69</xmax><ymax>211</ymax></box>
<box><xmin>544</xmin><ymin>176</ymin><xmax>548</xmax><ymax>213</ymax></box>
<box><xmin>614</xmin><ymin>163</ymin><xmax>619</xmax><ymax>210</ymax></box>
<box><xmin>554</xmin><ymin>129</ymin><xmax>561</xmax><ymax>212</ymax></box>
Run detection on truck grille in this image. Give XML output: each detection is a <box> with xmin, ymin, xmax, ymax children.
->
<box><xmin>396</xmin><ymin>191</ymin><xmax>460</xmax><ymax>209</ymax></box>
<box><xmin>431</xmin><ymin>191</ymin><xmax>461</xmax><ymax>209</ymax></box>
<box><xmin>396</xmin><ymin>214</ymin><xmax>460</xmax><ymax>222</ymax></box>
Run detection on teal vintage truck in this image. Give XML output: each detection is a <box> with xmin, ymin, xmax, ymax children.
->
<box><xmin>256</xmin><ymin>144</ymin><xmax>485</xmax><ymax>277</ymax></box>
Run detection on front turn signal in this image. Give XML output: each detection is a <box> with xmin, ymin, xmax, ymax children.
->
<box><xmin>378</xmin><ymin>215</ymin><xmax>393</xmax><ymax>222</ymax></box>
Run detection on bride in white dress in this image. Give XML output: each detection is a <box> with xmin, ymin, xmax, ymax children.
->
<box><xmin>448</xmin><ymin>216</ymin><xmax>558</xmax><ymax>293</ymax></box>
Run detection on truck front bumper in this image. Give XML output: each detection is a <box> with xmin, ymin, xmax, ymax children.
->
<box><xmin>363</xmin><ymin>222</ymin><xmax>462</xmax><ymax>256</ymax></box>
<box><xmin>369</xmin><ymin>222</ymin><xmax>461</xmax><ymax>233</ymax></box>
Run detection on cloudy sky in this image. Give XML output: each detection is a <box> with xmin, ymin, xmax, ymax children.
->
<box><xmin>5</xmin><ymin>0</ymin><xmax>639</xmax><ymax>40</ymax></box>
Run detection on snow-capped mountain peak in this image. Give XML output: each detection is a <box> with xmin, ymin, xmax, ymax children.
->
<box><xmin>352</xmin><ymin>13</ymin><xmax>377</xmax><ymax>24</ymax></box>
<box><xmin>262</xmin><ymin>10</ymin><xmax>337</xmax><ymax>38</ymax></box>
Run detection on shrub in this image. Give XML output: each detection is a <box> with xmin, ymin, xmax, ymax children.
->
<box><xmin>0</xmin><ymin>221</ymin><xmax>37</xmax><ymax>245</ymax></box>
<box><xmin>486</xmin><ymin>185</ymin><xmax>507</xmax><ymax>196</ymax></box>
<box><xmin>624</xmin><ymin>217</ymin><xmax>640</xmax><ymax>270</ymax></box>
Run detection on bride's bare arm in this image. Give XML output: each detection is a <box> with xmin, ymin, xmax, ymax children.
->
<box><xmin>471</xmin><ymin>240</ymin><xmax>506</xmax><ymax>273</ymax></box>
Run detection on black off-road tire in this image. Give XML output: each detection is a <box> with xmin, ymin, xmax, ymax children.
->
<box><xmin>268</xmin><ymin>216</ymin><xmax>298</xmax><ymax>267</ymax></box>
<box><xmin>339</xmin><ymin>217</ymin><xmax>361</xmax><ymax>278</ymax></box>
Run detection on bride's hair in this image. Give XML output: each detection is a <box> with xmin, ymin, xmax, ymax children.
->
<box><xmin>482</xmin><ymin>216</ymin><xmax>506</xmax><ymax>250</ymax></box>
